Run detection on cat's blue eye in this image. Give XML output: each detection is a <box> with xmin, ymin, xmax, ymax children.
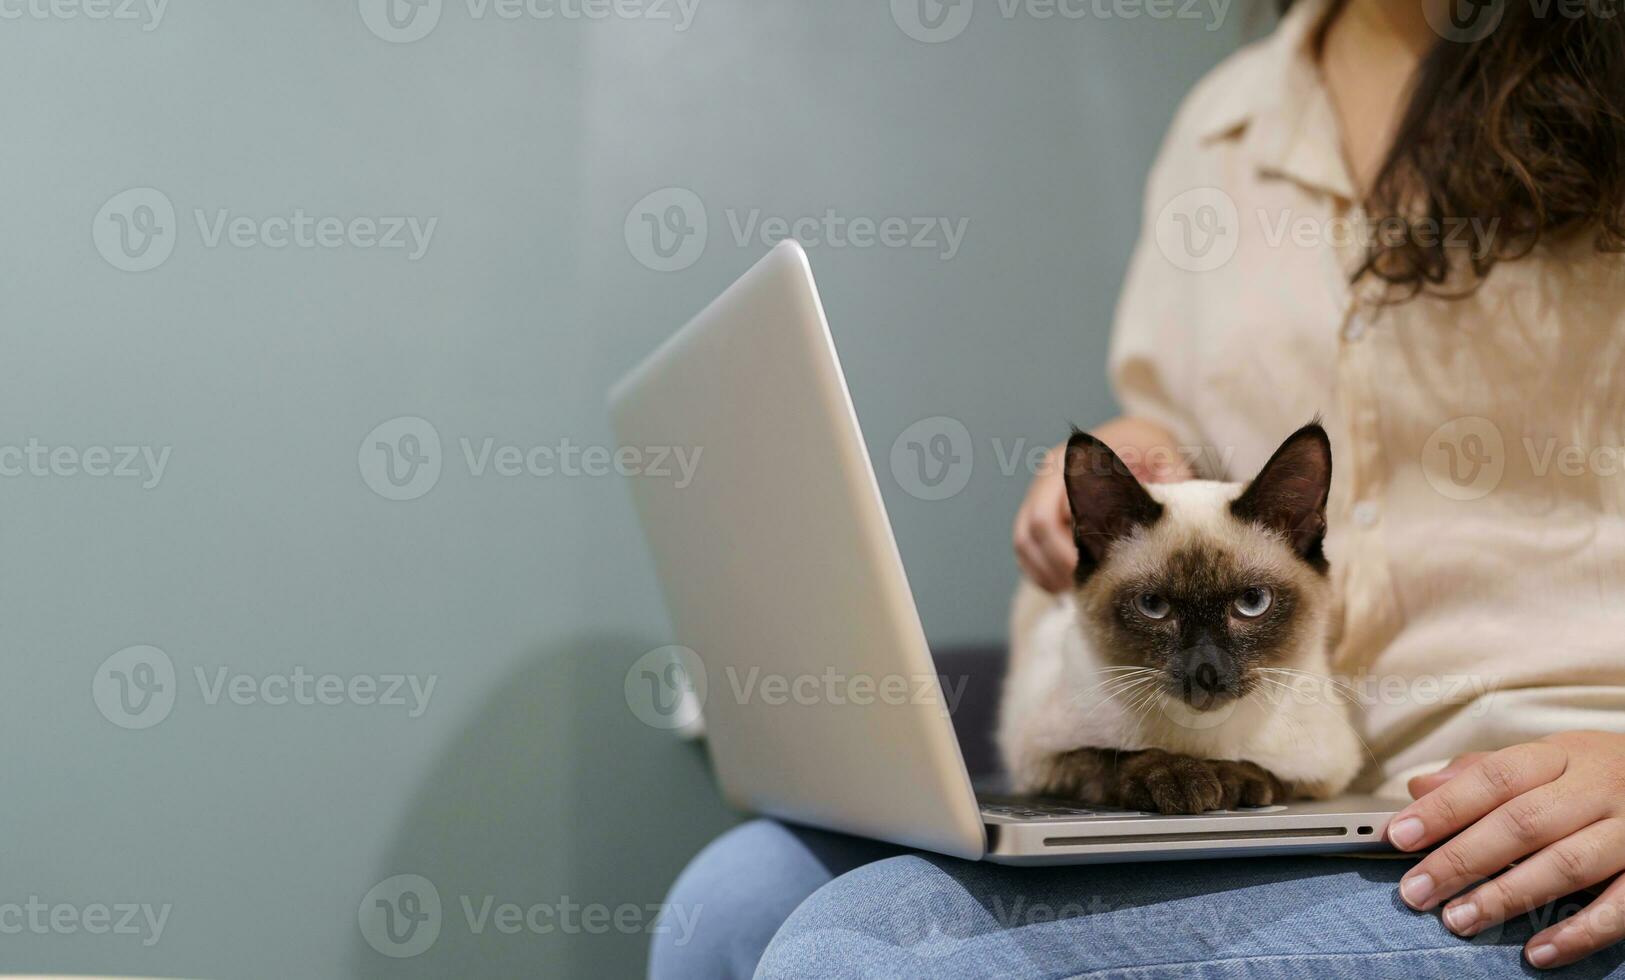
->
<box><xmin>1233</xmin><ymin>586</ymin><xmax>1273</xmax><ymax>618</ymax></box>
<box><xmin>1133</xmin><ymin>593</ymin><xmax>1171</xmax><ymax>620</ymax></box>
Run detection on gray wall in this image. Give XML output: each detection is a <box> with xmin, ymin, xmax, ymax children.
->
<box><xmin>0</xmin><ymin>1</ymin><xmax>1249</xmax><ymax>976</ymax></box>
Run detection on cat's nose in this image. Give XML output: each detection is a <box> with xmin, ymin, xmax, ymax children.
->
<box><xmin>1178</xmin><ymin>642</ymin><xmax>1236</xmax><ymax>702</ymax></box>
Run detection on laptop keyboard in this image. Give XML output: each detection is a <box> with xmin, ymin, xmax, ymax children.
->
<box><xmin>978</xmin><ymin>798</ymin><xmax>1148</xmax><ymax>819</ymax></box>
<box><xmin>979</xmin><ymin>797</ymin><xmax>1288</xmax><ymax>820</ymax></box>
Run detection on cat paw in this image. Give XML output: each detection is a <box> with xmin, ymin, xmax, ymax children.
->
<box><xmin>1116</xmin><ymin>751</ymin><xmax>1223</xmax><ymax>813</ymax></box>
<box><xmin>1031</xmin><ymin>747</ymin><xmax>1113</xmax><ymax>803</ymax></box>
<box><xmin>1211</xmin><ymin>759</ymin><xmax>1288</xmax><ymax>808</ymax></box>
<box><xmin>1116</xmin><ymin>751</ymin><xmax>1286</xmax><ymax>814</ymax></box>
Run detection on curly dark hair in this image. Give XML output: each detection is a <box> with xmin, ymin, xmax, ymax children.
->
<box><xmin>1289</xmin><ymin>0</ymin><xmax>1625</xmax><ymax>297</ymax></box>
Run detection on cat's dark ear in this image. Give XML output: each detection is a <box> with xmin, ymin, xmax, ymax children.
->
<box><xmin>1230</xmin><ymin>422</ymin><xmax>1332</xmax><ymax>572</ymax></box>
<box><xmin>1064</xmin><ymin>428</ymin><xmax>1163</xmax><ymax>580</ymax></box>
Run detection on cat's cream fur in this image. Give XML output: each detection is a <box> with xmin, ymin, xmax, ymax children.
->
<box><xmin>998</xmin><ymin>479</ymin><xmax>1363</xmax><ymax>799</ymax></box>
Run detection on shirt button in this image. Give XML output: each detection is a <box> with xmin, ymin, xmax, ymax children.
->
<box><xmin>1342</xmin><ymin>316</ymin><xmax>1368</xmax><ymax>342</ymax></box>
<box><xmin>1353</xmin><ymin>501</ymin><xmax>1379</xmax><ymax>528</ymax></box>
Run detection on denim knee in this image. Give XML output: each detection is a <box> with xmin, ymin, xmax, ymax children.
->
<box><xmin>755</xmin><ymin>855</ymin><xmax>974</xmax><ymax>979</ymax></box>
<box><xmin>648</xmin><ymin>819</ymin><xmax>877</xmax><ymax>980</ymax></box>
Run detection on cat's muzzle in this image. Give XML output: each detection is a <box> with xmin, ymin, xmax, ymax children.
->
<box><xmin>1171</xmin><ymin>643</ymin><xmax>1242</xmax><ymax>711</ymax></box>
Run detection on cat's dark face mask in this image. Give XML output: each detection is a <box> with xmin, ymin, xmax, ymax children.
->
<box><xmin>1061</xmin><ymin>423</ymin><xmax>1333</xmax><ymax>713</ymax></box>
<box><xmin>1116</xmin><ymin>572</ymin><xmax>1302</xmax><ymax>711</ymax></box>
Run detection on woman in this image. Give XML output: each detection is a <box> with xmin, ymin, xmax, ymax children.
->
<box><xmin>653</xmin><ymin>0</ymin><xmax>1625</xmax><ymax>974</ymax></box>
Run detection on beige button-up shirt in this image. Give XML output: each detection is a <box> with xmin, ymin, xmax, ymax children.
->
<box><xmin>1108</xmin><ymin>0</ymin><xmax>1625</xmax><ymax>797</ymax></box>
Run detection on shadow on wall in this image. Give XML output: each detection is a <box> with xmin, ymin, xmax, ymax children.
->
<box><xmin>351</xmin><ymin>633</ymin><xmax>736</xmax><ymax>978</ymax></box>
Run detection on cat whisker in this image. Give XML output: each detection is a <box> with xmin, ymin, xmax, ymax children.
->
<box><xmin>1080</xmin><ymin>665</ymin><xmax>1156</xmax><ymax>679</ymax></box>
<box><xmin>1258</xmin><ymin>667</ymin><xmax>1363</xmax><ymax>697</ymax></box>
<box><xmin>1323</xmin><ymin>703</ymin><xmax>1381</xmax><ymax>768</ymax></box>
<box><xmin>1255</xmin><ymin>668</ymin><xmax>1365</xmax><ymax>708</ymax></box>
<box><xmin>1099</xmin><ymin>676</ymin><xmax>1160</xmax><ymax>710</ymax></box>
<box><xmin>1075</xmin><ymin>668</ymin><xmax>1160</xmax><ymax>704</ymax></box>
<box><xmin>1073</xmin><ymin>677</ymin><xmax>1161</xmax><ymax>723</ymax></box>
<box><xmin>1127</xmin><ymin>678</ymin><xmax>1163</xmax><ymax>708</ymax></box>
<box><xmin>1127</xmin><ymin>683</ymin><xmax>1166</xmax><ymax>731</ymax></box>
<box><xmin>1099</xmin><ymin>672</ymin><xmax>1159</xmax><ymax>696</ymax></box>
<box><xmin>1278</xmin><ymin>699</ymin><xmax>1380</xmax><ymax>769</ymax></box>
<box><xmin>1251</xmin><ymin>676</ymin><xmax>1311</xmax><ymax>707</ymax></box>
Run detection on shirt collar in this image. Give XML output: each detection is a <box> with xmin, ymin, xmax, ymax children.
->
<box><xmin>1197</xmin><ymin>0</ymin><xmax>1357</xmax><ymax>202</ymax></box>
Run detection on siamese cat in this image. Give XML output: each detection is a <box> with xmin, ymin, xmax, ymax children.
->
<box><xmin>997</xmin><ymin>422</ymin><xmax>1362</xmax><ymax>814</ymax></box>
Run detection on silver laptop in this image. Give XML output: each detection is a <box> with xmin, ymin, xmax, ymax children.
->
<box><xmin>610</xmin><ymin>240</ymin><xmax>1398</xmax><ymax>864</ymax></box>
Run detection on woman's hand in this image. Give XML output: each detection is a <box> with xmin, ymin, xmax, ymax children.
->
<box><xmin>1011</xmin><ymin>416</ymin><xmax>1191</xmax><ymax>593</ymax></box>
<box><xmin>1390</xmin><ymin>731</ymin><xmax>1625</xmax><ymax>969</ymax></box>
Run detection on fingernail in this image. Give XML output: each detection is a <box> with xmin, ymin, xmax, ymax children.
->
<box><xmin>1443</xmin><ymin>902</ymin><xmax>1479</xmax><ymax>934</ymax></box>
<box><xmin>1399</xmin><ymin>872</ymin><xmax>1434</xmax><ymax>909</ymax></box>
<box><xmin>1389</xmin><ymin>816</ymin><xmax>1424</xmax><ymax>849</ymax></box>
<box><xmin>1527</xmin><ymin>943</ymin><xmax>1558</xmax><ymax>968</ymax></box>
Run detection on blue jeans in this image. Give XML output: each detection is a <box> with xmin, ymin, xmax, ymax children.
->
<box><xmin>650</xmin><ymin>819</ymin><xmax>1625</xmax><ymax>979</ymax></box>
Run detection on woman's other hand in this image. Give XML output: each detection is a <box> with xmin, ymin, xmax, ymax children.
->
<box><xmin>1012</xmin><ymin>416</ymin><xmax>1192</xmax><ymax>593</ymax></box>
<box><xmin>1392</xmin><ymin>732</ymin><xmax>1625</xmax><ymax>969</ymax></box>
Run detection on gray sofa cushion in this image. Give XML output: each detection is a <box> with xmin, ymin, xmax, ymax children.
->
<box><xmin>934</xmin><ymin>645</ymin><xmax>1008</xmax><ymax>781</ymax></box>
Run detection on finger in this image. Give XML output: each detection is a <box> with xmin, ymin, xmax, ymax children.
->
<box><xmin>1442</xmin><ymin>817</ymin><xmax>1625</xmax><ymax>938</ymax></box>
<box><xmin>1050</xmin><ymin>476</ymin><xmax>1074</xmax><ymax>525</ymax></box>
<box><xmin>1524</xmin><ymin>868</ymin><xmax>1625</xmax><ymax>969</ymax></box>
<box><xmin>1032</xmin><ymin>518</ymin><xmax>1078</xmax><ymax>591</ymax></box>
<box><xmin>1408</xmin><ymin>753</ymin><xmax>1491</xmax><ymax>800</ymax></box>
<box><xmin>1012</xmin><ymin>525</ymin><xmax>1048</xmax><ymax>590</ymax></box>
<box><xmin>1013</xmin><ymin>542</ymin><xmax>1042</xmax><ymax>588</ymax></box>
<box><xmin>1386</xmin><ymin>742</ymin><xmax>1568</xmax><ymax>853</ymax></box>
<box><xmin>1020</xmin><ymin>487</ymin><xmax>1074</xmax><ymax>592</ymax></box>
<box><xmin>1402</xmin><ymin>782</ymin><xmax>1590</xmax><ymax>913</ymax></box>
<box><xmin>1014</xmin><ymin>520</ymin><xmax>1065</xmax><ymax>594</ymax></box>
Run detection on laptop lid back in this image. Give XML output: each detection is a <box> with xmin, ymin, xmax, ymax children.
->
<box><xmin>609</xmin><ymin>241</ymin><xmax>986</xmax><ymax>859</ymax></box>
